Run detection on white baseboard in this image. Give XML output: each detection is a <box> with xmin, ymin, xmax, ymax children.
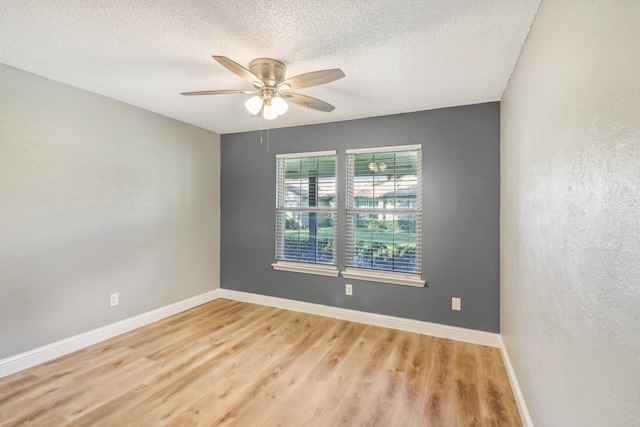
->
<box><xmin>499</xmin><ymin>337</ymin><xmax>533</xmax><ymax>427</ymax></box>
<box><xmin>0</xmin><ymin>289</ymin><xmax>220</xmax><ymax>379</ymax></box>
<box><xmin>218</xmin><ymin>289</ymin><xmax>502</xmax><ymax>348</ymax></box>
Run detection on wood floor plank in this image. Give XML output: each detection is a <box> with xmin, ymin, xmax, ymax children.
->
<box><xmin>0</xmin><ymin>299</ymin><xmax>522</xmax><ymax>426</ymax></box>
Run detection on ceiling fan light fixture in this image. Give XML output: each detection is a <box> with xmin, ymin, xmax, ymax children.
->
<box><xmin>368</xmin><ymin>161</ymin><xmax>387</xmax><ymax>173</ymax></box>
<box><xmin>271</xmin><ymin>96</ymin><xmax>289</xmax><ymax>116</ymax></box>
<box><xmin>245</xmin><ymin>95</ymin><xmax>263</xmax><ymax>115</ymax></box>
<box><xmin>262</xmin><ymin>102</ymin><xmax>279</xmax><ymax>120</ymax></box>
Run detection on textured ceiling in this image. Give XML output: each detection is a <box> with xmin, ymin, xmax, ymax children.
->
<box><xmin>0</xmin><ymin>0</ymin><xmax>540</xmax><ymax>134</ymax></box>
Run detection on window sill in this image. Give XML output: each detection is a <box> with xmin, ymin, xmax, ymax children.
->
<box><xmin>272</xmin><ymin>261</ymin><xmax>340</xmax><ymax>277</ymax></box>
<box><xmin>340</xmin><ymin>268</ymin><xmax>425</xmax><ymax>287</ymax></box>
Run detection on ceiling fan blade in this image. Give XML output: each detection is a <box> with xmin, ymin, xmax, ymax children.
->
<box><xmin>181</xmin><ymin>90</ymin><xmax>254</xmax><ymax>96</ymax></box>
<box><xmin>213</xmin><ymin>56</ymin><xmax>262</xmax><ymax>84</ymax></box>
<box><xmin>283</xmin><ymin>93</ymin><xmax>335</xmax><ymax>112</ymax></box>
<box><xmin>280</xmin><ymin>69</ymin><xmax>345</xmax><ymax>90</ymax></box>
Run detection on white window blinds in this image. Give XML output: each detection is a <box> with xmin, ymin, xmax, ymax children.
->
<box><xmin>275</xmin><ymin>151</ymin><xmax>337</xmax><ymax>267</ymax></box>
<box><xmin>345</xmin><ymin>145</ymin><xmax>422</xmax><ymax>276</ymax></box>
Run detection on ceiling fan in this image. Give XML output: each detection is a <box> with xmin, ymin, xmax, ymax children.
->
<box><xmin>181</xmin><ymin>56</ymin><xmax>345</xmax><ymax>120</ymax></box>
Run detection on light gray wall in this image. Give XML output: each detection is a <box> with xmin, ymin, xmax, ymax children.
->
<box><xmin>501</xmin><ymin>0</ymin><xmax>640</xmax><ymax>425</ymax></box>
<box><xmin>221</xmin><ymin>103</ymin><xmax>500</xmax><ymax>332</ymax></box>
<box><xmin>0</xmin><ymin>64</ymin><xmax>221</xmax><ymax>359</ymax></box>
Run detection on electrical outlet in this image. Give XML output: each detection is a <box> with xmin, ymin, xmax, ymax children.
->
<box><xmin>452</xmin><ymin>297</ymin><xmax>461</xmax><ymax>311</ymax></box>
<box><xmin>110</xmin><ymin>293</ymin><xmax>119</xmax><ymax>307</ymax></box>
<box><xmin>345</xmin><ymin>284</ymin><xmax>353</xmax><ymax>296</ymax></box>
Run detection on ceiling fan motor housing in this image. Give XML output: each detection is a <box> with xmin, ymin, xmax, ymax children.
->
<box><xmin>249</xmin><ymin>58</ymin><xmax>286</xmax><ymax>87</ymax></box>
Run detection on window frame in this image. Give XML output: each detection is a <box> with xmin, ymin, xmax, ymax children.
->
<box><xmin>271</xmin><ymin>150</ymin><xmax>339</xmax><ymax>277</ymax></box>
<box><xmin>341</xmin><ymin>144</ymin><xmax>425</xmax><ymax>287</ymax></box>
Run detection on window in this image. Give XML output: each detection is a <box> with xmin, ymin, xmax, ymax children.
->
<box><xmin>272</xmin><ymin>151</ymin><xmax>339</xmax><ymax>277</ymax></box>
<box><xmin>342</xmin><ymin>145</ymin><xmax>425</xmax><ymax>287</ymax></box>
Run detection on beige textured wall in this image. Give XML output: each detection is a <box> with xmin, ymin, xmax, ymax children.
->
<box><xmin>0</xmin><ymin>64</ymin><xmax>220</xmax><ymax>359</ymax></box>
<box><xmin>501</xmin><ymin>0</ymin><xmax>640</xmax><ymax>425</ymax></box>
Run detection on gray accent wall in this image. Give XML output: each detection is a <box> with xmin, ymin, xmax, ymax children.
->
<box><xmin>221</xmin><ymin>102</ymin><xmax>500</xmax><ymax>332</ymax></box>
<box><xmin>0</xmin><ymin>64</ymin><xmax>221</xmax><ymax>360</ymax></box>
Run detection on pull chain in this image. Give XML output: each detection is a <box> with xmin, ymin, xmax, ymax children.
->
<box><xmin>258</xmin><ymin>110</ymin><xmax>269</xmax><ymax>152</ymax></box>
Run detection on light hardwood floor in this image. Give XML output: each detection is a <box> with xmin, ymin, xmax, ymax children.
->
<box><xmin>0</xmin><ymin>299</ymin><xmax>522</xmax><ymax>426</ymax></box>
